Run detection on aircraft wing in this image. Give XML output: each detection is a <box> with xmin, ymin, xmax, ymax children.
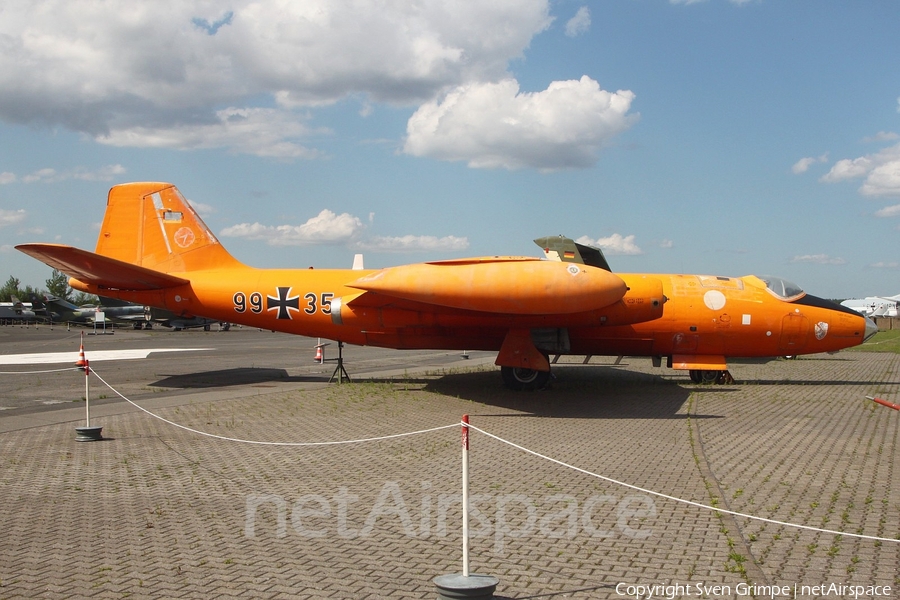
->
<box><xmin>16</xmin><ymin>243</ymin><xmax>188</xmax><ymax>291</ymax></box>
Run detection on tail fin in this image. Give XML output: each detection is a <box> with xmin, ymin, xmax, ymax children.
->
<box><xmin>96</xmin><ymin>182</ymin><xmax>241</xmax><ymax>273</ymax></box>
<box><xmin>534</xmin><ymin>235</ymin><xmax>612</xmax><ymax>272</ymax></box>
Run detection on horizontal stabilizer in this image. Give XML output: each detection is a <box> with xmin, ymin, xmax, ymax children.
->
<box><xmin>16</xmin><ymin>243</ymin><xmax>188</xmax><ymax>291</ymax></box>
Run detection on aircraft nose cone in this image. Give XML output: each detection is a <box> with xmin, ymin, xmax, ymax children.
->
<box><xmin>864</xmin><ymin>317</ymin><xmax>878</xmax><ymax>342</ymax></box>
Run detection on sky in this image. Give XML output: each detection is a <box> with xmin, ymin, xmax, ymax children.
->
<box><xmin>1</xmin><ymin>0</ymin><xmax>899</xmax><ymax>300</ymax></box>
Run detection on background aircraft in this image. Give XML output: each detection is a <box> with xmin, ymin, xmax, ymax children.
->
<box><xmin>41</xmin><ymin>295</ymin><xmax>148</xmax><ymax>327</ymax></box>
<box><xmin>17</xmin><ymin>182</ymin><xmax>877</xmax><ymax>389</ymax></box>
<box><xmin>840</xmin><ymin>295</ymin><xmax>900</xmax><ymax>318</ymax></box>
<box><xmin>0</xmin><ymin>297</ymin><xmax>41</xmax><ymax>324</ymax></box>
<box><xmin>97</xmin><ymin>296</ymin><xmax>221</xmax><ymax>330</ymax></box>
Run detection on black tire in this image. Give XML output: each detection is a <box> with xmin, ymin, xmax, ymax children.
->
<box><xmin>689</xmin><ymin>370</ymin><xmax>702</xmax><ymax>383</ymax></box>
<box><xmin>699</xmin><ymin>370</ymin><xmax>721</xmax><ymax>384</ymax></box>
<box><xmin>501</xmin><ymin>366</ymin><xmax>551</xmax><ymax>391</ymax></box>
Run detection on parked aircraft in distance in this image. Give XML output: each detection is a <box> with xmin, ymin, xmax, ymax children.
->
<box><xmin>18</xmin><ymin>182</ymin><xmax>877</xmax><ymax>389</ymax></box>
<box><xmin>840</xmin><ymin>295</ymin><xmax>900</xmax><ymax>318</ymax></box>
<box><xmin>97</xmin><ymin>296</ymin><xmax>220</xmax><ymax>330</ymax></box>
<box><xmin>0</xmin><ymin>297</ymin><xmax>40</xmax><ymax>323</ymax></box>
<box><xmin>42</xmin><ymin>295</ymin><xmax>148</xmax><ymax>327</ymax></box>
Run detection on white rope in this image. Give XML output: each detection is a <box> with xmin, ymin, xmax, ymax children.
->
<box><xmin>89</xmin><ymin>368</ymin><xmax>457</xmax><ymax>446</ymax></box>
<box><xmin>84</xmin><ymin>364</ymin><xmax>900</xmax><ymax>544</ymax></box>
<box><xmin>467</xmin><ymin>423</ymin><xmax>900</xmax><ymax>545</ymax></box>
<box><xmin>0</xmin><ymin>367</ymin><xmax>82</xmax><ymax>375</ymax></box>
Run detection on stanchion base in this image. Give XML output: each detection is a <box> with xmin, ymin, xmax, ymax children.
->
<box><xmin>433</xmin><ymin>574</ymin><xmax>499</xmax><ymax>600</ymax></box>
<box><xmin>75</xmin><ymin>426</ymin><xmax>103</xmax><ymax>442</ymax></box>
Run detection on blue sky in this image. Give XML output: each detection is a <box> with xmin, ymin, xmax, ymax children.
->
<box><xmin>1</xmin><ymin>0</ymin><xmax>898</xmax><ymax>299</ymax></box>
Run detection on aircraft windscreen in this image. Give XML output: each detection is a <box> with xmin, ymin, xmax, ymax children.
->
<box><xmin>756</xmin><ymin>275</ymin><xmax>805</xmax><ymax>301</ymax></box>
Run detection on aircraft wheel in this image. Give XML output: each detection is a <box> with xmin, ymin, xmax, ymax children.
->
<box><xmin>203</xmin><ymin>324</ymin><xmax>211</xmax><ymax>331</ymax></box>
<box><xmin>501</xmin><ymin>366</ymin><xmax>551</xmax><ymax>391</ymax></box>
<box><xmin>699</xmin><ymin>370</ymin><xmax>720</xmax><ymax>384</ymax></box>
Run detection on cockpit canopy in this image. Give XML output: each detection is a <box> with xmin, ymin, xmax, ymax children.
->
<box><xmin>756</xmin><ymin>275</ymin><xmax>805</xmax><ymax>301</ymax></box>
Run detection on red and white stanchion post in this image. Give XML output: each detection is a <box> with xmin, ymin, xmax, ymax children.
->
<box><xmin>433</xmin><ymin>415</ymin><xmax>498</xmax><ymax>599</ymax></box>
<box><xmin>462</xmin><ymin>413</ymin><xmax>470</xmax><ymax>577</ymax></box>
<box><xmin>74</xmin><ymin>333</ymin><xmax>103</xmax><ymax>442</ymax></box>
<box><xmin>84</xmin><ymin>359</ymin><xmax>91</xmax><ymax>426</ymax></box>
<box><xmin>868</xmin><ymin>396</ymin><xmax>900</xmax><ymax>411</ymax></box>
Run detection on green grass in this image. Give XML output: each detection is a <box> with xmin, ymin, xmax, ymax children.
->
<box><xmin>847</xmin><ymin>330</ymin><xmax>900</xmax><ymax>354</ymax></box>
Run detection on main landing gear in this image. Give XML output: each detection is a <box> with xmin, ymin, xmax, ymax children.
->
<box><xmin>688</xmin><ymin>370</ymin><xmax>734</xmax><ymax>385</ymax></box>
<box><xmin>500</xmin><ymin>366</ymin><xmax>551</xmax><ymax>391</ymax></box>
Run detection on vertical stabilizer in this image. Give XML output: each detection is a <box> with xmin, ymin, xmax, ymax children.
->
<box><xmin>95</xmin><ymin>182</ymin><xmax>241</xmax><ymax>273</ymax></box>
<box><xmin>534</xmin><ymin>235</ymin><xmax>612</xmax><ymax>272</ymax></box>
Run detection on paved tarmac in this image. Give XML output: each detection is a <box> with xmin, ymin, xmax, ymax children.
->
<box><xmin>0</xmin><ymin>325</ymin><xmax>898</xmax><ymax>599</ymax></box>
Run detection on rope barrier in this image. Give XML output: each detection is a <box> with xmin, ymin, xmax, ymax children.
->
<box><xmin>89</xmin><ymin>367</ymin><xmax>458</xmax><ymax>446</ymax></box>
<box><xmin>466</xmin><ymin>423</ymin><xmax>900</xmax><ymax>545</ymax></box>
<box><xmin>84</xmin><ymin>364</ymin><xmax>898</xmax><ymax>545</ymax></box>
<box><xmin>0</xmin><ymin>367</ymin><xmax>82</xmax><ymax>375</ymax></box>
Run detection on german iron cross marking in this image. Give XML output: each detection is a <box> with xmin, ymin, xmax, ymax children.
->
<box><xmin>267</xmin><ymin>287</ymin><xmax>300</xmax><ymax>320</ymax></box>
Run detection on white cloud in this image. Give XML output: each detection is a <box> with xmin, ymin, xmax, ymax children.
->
<box><xmin>187</xmin><ymin>199</ymin><xmax>216</xmax><ymax>216</ymax></box>
<box><xmin>0</xmin><ymin>209</ymin><xmax>27</xmax><ymax>228</ymax></box>
<box><xmin>403</xmin><ymin>76</ymin><xmax>638</xmax><ymax>170</ymax></box>
<box><xmin>220</xmin><ymin>209</ymin><xmax>364</xmax><ymax>245</ymax></box>
<box><xmin>874</xmin><ymin>204</ymin><xmax>900</xmax><ymax>218</ymax></box>
<box><xmin>98</xmin><ymin>108</ymin><xmax>324</xmax><ymax>159</ymax></box>
<box><xmin>790</xmin><ymin>254</ymin><xmax>847</xmax><ymax>265</ymax></box>
<box><xmin>860</xmin><ymin>160</ymin><xmax>900</xmax><ymax>197</ymax></box>
<box><xmin>821</xmin><ymin>143</ymin><xmax>900</xmax><ymax>197</ymax></box>
<box><xmin>870</xmin><ymin>261</ymin><xmax>900</xmax><ymax>269</ymax></box>
<box><xmin>356</xmin><ymin>235</ymin><xmax>469</xmax><ymax>252</ymax></box>
<box><xmin>20</xmin><ymin>165</ymin><xmax>126</xmax><ymax>183</ymax></box>
<box><xmin>565</xmin><ymin>7</ymin><xmax>591</xmax><ymax>37</ymax></box>
<box><xmin>791</xmin><ymin>154</ymin><xmax>827</xmax><ymax>174</ymax></box>
<box><xmin>576</xmin><ymin>233</ymin><xmax>642</xmax><ymax>255</ymax></box>
<box><xmin>862</xmin><ymin>131</ymin><xmax>898</xmax><ymax>143</ymax></box>
<box><xmin>0</xmin><ymin>172</ymin><xmax>16</xmax><ymax>185</ymax></box>
<box><xmin>820</xmin><ymin>157</ymin><xmax>873</xmax><ymax>182</ymax></box>
<box><xmin>659</xmin><ymin>239</ymin><xmax>674</xmax><ymax>249</ymax></box>
<box><xmin>0</xmin><ymin>1</ymin><xmax>554</xmax><ymax>158</ymax></box>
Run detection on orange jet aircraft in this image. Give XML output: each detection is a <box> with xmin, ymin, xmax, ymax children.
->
<box><xmin>17</xmin><ymin>182</ymin><xmax>877</xmax><ymax>390</ymax></box>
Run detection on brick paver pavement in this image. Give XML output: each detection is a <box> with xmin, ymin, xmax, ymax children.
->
<box><xmin>1</xmin><ymin>348</ymin><xmax>898</xmax><ymax>599</ymax></box>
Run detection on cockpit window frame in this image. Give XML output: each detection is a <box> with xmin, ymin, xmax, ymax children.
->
<box><xmin>756</xmin><ymin>275</ymin><xmax>806</xmax><ymax>302</ymax></box>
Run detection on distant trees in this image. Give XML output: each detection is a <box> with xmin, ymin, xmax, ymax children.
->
<box><xmin>45</xmin><ymin>270</ymin><xmax>71</xmax><ymax>300</ymax></box>
<box><xmin>1</xmin><ymin>272</ymin><xmax>97</xmax><ymax>305</ymax></box>
<box><xmin>0</xmin><ymin>275</ymin><xmax>21</xmax><ymax>302</ymax></box>
<box><xmin>0</xmin><ymin>275</ymin><xmax>42</xmax><ymax>303</ymax></box>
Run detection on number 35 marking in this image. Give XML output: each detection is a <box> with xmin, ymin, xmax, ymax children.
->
<box><xmin>304</xmin><ymin>292</ymin><xmax>334</xmax><ymax>315</ymax></box>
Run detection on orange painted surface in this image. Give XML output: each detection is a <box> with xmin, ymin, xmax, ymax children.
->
<box><xmin>16</xmin><ymin>182</ymin><xmax>872</xmax><ymax>373</ymax></box>
<box><xmin>348</xmin><ymin>259</ymin><xmax>627</xmax><ymax>314</ymax></box>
